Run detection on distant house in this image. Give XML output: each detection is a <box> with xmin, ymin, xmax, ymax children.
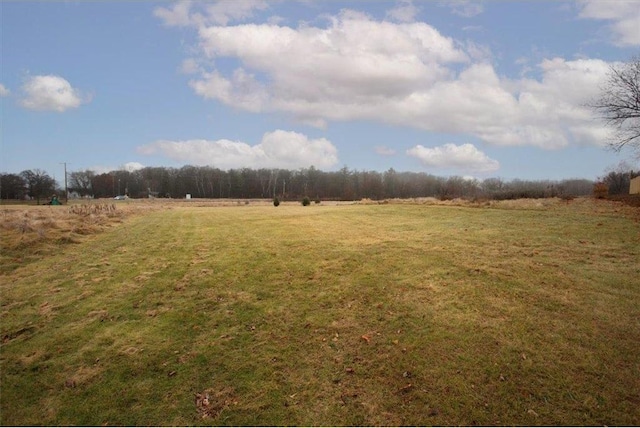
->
<box><xmin>631</xmin><ymin>176</ymin><xmax>640</xmax><ymax>195</ymax></box>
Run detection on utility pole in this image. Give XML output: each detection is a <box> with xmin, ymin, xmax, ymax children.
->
<box><xmin>60</xmin><ymin>162</ymin><xmax>69</xmax><ymax>203</ymax></box>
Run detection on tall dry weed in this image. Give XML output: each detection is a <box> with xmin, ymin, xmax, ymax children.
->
<box><xmin>0</xmin><ymin>203</ymin><xmax>132</xmax><ymax>272</ymax></box>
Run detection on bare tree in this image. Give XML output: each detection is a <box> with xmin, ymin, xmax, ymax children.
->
<box><xmin>20</xmin><ymin>169</ymin><xmax>57</xmax><ymax>204</ymax></box>
<box><xmin>0</xmin><ymin>173</ymin><xmax>27</xmax><ymax>199</ymax></box>
<box><xmin>591</xmin><ymin>56</ymin><xmax>640</xmax><ymax>153</ymax></box>
<box><xmin>69</xmin><ymin>170</ymin><xmax>95</xmax><ymax>197</ymax></box>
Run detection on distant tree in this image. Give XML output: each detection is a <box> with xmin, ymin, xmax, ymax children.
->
<box><xmin>358</xmin><ymin>170</ymin><xmax>384</xmax><ymax>200</ymax></box>
<box><xmin>20</xmin><ymin>169</ymin><xmax>57</xmax><ymax>204</ymax></box>
<box><xmin>28</xmin><ymin>164</ymin><xmax>615</xmax><ymax>202</ymax></box>
<box><xmin>0</xmin><ymin>173</ymin><xmax>27</xmax><ymax>199</ymax></box>
<box><xmin>481</xmin><ymin>177</ymin><xmax>504</xmax><ymax>196</ymax></box>
<box><xmin>69</xmin><ymin>170</ymin><xmax>95</xmax><ymax>197</ymax></box>
<box><xmin>591</xmin><ymin>56</ymin><xmax>640</xmax><ymax>154</ymax></box>
<box><xmin>227</xmin><ymin>169</ymin><xmax>245</xmax><ymax>198</ymax></box>
<box><xmin>600</xmin><ymin>162</ymin><xmax>639</xmax><ymax>195</ymax></box>
<box><xmin>338</xmin><ymin>167</ymin><xmax>355</xmax><ymax>200</ymax></box>
<box><xmin>601</xmin><ymin>170</ymin><xmax>630</xmax><ymax>195</ymax></box>
<box><xmin>383</xmin><ymin>168</ymin><xmax>398</xmax><ymax>198</ymax></box>
<box><xmin>91</xmin><ymin>173</ymin><xmax>115</xmax><ymax>198</ymax></box>
<box><xmin>560</xmin><ymin>179</ymin><xmax>594</xmax><ymax>196</ymax></box>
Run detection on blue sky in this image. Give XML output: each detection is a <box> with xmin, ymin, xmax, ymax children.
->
<box><xmin>1</xmin><ymin>1</ymin><xmax>639</xmax><ymax>183</ymax></box>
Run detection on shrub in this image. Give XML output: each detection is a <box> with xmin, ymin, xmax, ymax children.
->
<box><xmin>302</xmin><ymin>197</ymin><xmax>311</xmax><ymax>206</ymax></box>
<box><xmin>273</xmin><ymin>197</ymin><xmax>280</xmax><ymax>207</ymax></box>
<box><xmin>314</xmin><ymin>197</ymin><xmax>321</xmax><ymax>204</ymax></box>
<box><xmin>593</xmin><ymin>182</ymin><xmax>609</xmax><ymax>199</ymax></box>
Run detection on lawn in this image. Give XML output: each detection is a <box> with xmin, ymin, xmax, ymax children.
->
<box><xmin>1</xmin><ymin>199</ymin><xmax>639</xmax><ymax>426</ymax></box>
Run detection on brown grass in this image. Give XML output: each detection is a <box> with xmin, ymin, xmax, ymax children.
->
<box><xmin>0</xmin><ymin>201</ymin><xmax>157</xmax><ymax>273</ymax></box>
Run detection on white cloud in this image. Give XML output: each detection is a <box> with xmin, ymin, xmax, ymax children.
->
<box><xmin>165</xmin><ymin>9</ymin><xmax>613</xmax><ymax>150</ymax></box>
<box><xmin>446</xmin><ymin>1</ymin><xmax>484</xmax><ymax>18</ymax></box>
<box><xmin>121</xmin><ymin>162</ymin><xmax>145</xmax><ymax>172</ymax></box>
<box><xmin>88</xmin><ymin>165</ymin><xmax>115</xmax><ymax>175</ymax></box>
<box><xmin>189</xmin><ymin>10</ymin><xmax>468</xmax><ymax>117</ymax></box>
<box><xmin>407</xmin><ymin>143</ymin><xmax>499</xmax><ymax>173</ymax></box>
<box><xmin>386</xmin><ymin>0</ymin><xmax>420</xmax><ymax>23</ymax></box>
<box><xmin>204</xmin><ymin>0</ymin><xmax>268</xmax><ymax>25</ymax></box>
<box><xmin>578</xmin><ymin>0</ymin><xmax>640</xmax><ymax>46</ymax></box>
<box><xmin>154</xmin><ymin>0</ymin><xmax>268</xmax><ymax>27</ymax></box>
<box><xmin>88</xmin><ymin>162</ymin><xmax>144</xmax><ymax>175</ymax></box>
<box><xmin>464</xmin><ymin>40</ymin><xmax>493</xmax><ymax>62</ymax></box>
<box><xmin>375</xmin><ymin>146</ymin><xmax>397</xmax><ymax>156</ymax></box>
<box><xmin>189</xmin><ymin>68</ymin><xmax>268</xmax><ymax>112</ymax></box>
<box><xmin>506</xmin><ymin>57</ymin><xmax>612</xmax><ymax>148</ymax></box>
<box><xmin>137</xmin><ymin>130</ymin><xmax>339</xmax><ymax>170</ymax></box>
<box><xmin>0</xmin><ymin>84</ymin><xmax>10</xmax><ymax>97</ymax></box>
<box><xmin>154</xmin><ymin>1</ymin><xmax>194</xmax><ymax>27</ymax></box>
<box><xmin>462</xmin><ymin>25</ymin><xmax>483</xmax><ymax>32</ymax></box>
<box><xmin>19</xmin><ymin>75</ymin><xmax>88</xmax><ymax>112</ymax></box>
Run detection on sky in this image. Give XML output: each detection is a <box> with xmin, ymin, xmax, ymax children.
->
<box><xmin>1</xmin><ymin>0</ymin><xmax>639</xmax><ymax>183</ymax></box>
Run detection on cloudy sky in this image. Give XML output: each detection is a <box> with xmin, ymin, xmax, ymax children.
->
<box><xmin>1</xmin><ymin>1</ymin><xmax>639</xmax><ymax>181</ymax></box>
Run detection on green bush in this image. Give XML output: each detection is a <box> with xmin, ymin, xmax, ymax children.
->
<box><xmin>302</xmin><ymin>197</ymin><xmax>311</xmax><ymax>206</ymax></box>
<box><xmin>273</xmin><ymin>197</ymin><xmax>280</xmax><ymax>207</ymax></box>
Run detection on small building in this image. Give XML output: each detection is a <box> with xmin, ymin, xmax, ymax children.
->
<box><xmin>630</xmin><ymin>176</ymin><xmax>640</xmax><ymax>195</ymax></box>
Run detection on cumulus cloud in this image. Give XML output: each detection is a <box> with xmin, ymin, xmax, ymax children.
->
<box><xmin>19</xmin><ymin>75</ymin><xmax>88</xmax><ymax>112</ymax></box>
<box><xmin>578</xmin><ymin>0</ymin><xmax>640</xmax><ymax>46</ymax></box>
<box><xmin>160</xmin><ymin>6</ymin><xmax>613</xmax><ymax>150</ymax></box>
<box><xmin>407</xmin><ymin>143</ymin><xmax>499</xmax><ymax>173</ymax></box>
<box><xmin>189</xmin><ymin>10</ymin><xmax>467</xmax><ymax>116</ymax></box>
<box><xmin>505</xmin><ymin>57</ymin><xmax>612</xmax><ymax>148</ymax></box>
<box><xmin>386</xmin><ymin>0</ymin><xmax>420</xmax><ymax>23</ymax></box>
<box><xmin>137</xmin><ymin>130</ymin><xmax>339</xmax><ymax>170</ymax></box>
<box><xmin>0</xmin><ymin>84</ymin><xmax>10</xmax><ymax>97</ymax></box>
<box><xmin>189</xmin><ymin>69</ymin><xmax>268</xmax><ymax>112</ymax></box>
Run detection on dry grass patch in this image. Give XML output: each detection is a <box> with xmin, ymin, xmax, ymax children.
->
<box><xmin>0</xmin><ymin>201</ymin><xmax>159</xmax><ymax>273</ymax></box>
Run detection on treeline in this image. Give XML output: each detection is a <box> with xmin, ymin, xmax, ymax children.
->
<box><xmin>5</xmin><ymin>165</ymin><xmax>637</xmax><ymax>202</ymax></box>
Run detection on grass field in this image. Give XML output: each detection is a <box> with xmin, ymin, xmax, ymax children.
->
<box><xmin>1</xmin><ymin>198</ymin><xmax>639</xmax><ymax>426</ymax></box>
